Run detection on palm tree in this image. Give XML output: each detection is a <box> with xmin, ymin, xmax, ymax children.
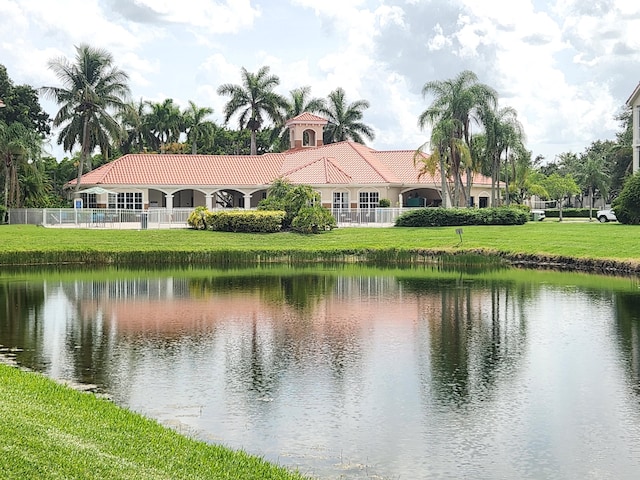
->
<box><xmin>288</xmin><ymin>86</ymin><xmax>326</xmax><ymax>118</ymax></box>
<box><xmin>1</xmin><ymin>121</ymin><xmax>42</xmax><ymax>213</ymax></box>
<box><xmin>415</xmin><ymin>118</ymin><xmax>469</xmax><ymax>208</ymax></box>
<box><xmin>42</xmin><ymin>44</ymin><xmax>130</xmax><ymax>193</ymax></box>
<box><xmin>575</xmin><ymin>154</ymin><xmax>610</xmax><ymax>220</ymax></box>
<box><xmin>18</xmin><ymin>155</ymin><xmax>53</xmax><ymax>207</ymax></box>
<box><xmin>479</xmin><ymin>106</ymin><xmax>525</xmax><ymax>206</ymax></box>
<box><xmin>320</xmin><ymin>88</ymin><xmax>375</xmax><ymax>145</ymax></box>
<box><xmin>217</xmin><ymin>66</ymin><xmax>288</xmax><ymax>155</ymax></box>
<box><xmin>419</xmin><ymin>70</ymin><xmax>497</xmax><ymax>206</ymax></box>
<box><xmin>144</xmin><ymin>99</ymin><xmax>184</xmax><ymax>154</ymax></box>
<box><xmin>118</xmin><ymin>98</ymin><xmax>151</xmax><ymax>154</ymax></box>
<box><xmin>183</xmin><ymin>101</ymin><xmax>215</xmax><ymax>154</ymax></box>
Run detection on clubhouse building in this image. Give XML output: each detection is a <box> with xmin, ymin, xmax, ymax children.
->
<box><xmin>73</xmin><ymin>113</ymin><xmax>495</xmax><ymax>211</ymax></box>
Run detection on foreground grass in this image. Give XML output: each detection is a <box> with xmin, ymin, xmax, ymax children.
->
<box><xmin>0</xmin><ymin>222</ymin><xmax>638</xmax><ymax>266</ymax></box>
<box><xmin>0</xmin><ymin>364</ymin><xmax>308</xmax><ymax>480</ymax></box>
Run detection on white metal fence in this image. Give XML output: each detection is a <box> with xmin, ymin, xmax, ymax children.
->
<box><xmin>6</xmin><ymin>207</ymin><xmax>409</xmax><ymax>229</ymax></box>
<box><xmin>7</xmin><ymin>208</ymin><xmax>194</xmax><ymax>229</ymax></box>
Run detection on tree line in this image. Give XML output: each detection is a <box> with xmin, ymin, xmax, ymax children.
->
<box><xmin>414</xmin><ymin>70</ymin><xmax>633</xmax><ymax>211</ymax></box>
<box><xmin>0</xmin><ymin>43</ymin><xmax>634</xmax><ymax>216</ymax></box>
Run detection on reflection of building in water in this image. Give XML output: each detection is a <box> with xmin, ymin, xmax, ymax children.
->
<box><xmin>60</xmin><ymin>277</ymin><xmax>191</xmax><ymax>302</ymax></box>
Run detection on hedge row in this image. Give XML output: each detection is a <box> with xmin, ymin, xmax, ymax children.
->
<box><xmin>395</xmin><ymin>207</ymin><xmax>529</xmax><ymax>227</ymax></box>
<box><xmin>544</xmin><ymin>208</ymin><xmax>597</xmax><ymax>218</ymax></box>
<box><xmin>187</xmin><ymin>208</ymin><xmax>286</xmax><ymax>233</ymax></box>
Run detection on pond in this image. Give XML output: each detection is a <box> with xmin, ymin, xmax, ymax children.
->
<box><xmin>1</xmin><ymin>265</ymin><xmax>640</xmax><ymax>479</ymax></box>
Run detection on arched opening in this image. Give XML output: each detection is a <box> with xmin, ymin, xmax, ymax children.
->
<box><xmin>402</xmin><ymin>188</ymin><xmax>442</xmax><ymax>207</ymax></box>
<box><xmin>303</xmin><ymin>129</ymin><xmax>316</xmax><ymax>147</ymax></box>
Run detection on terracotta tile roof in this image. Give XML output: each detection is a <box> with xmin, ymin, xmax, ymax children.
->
<box><xmin>79</xmin><ymin>153</ymin><xmax>284</xmax><ymax>186</ymax></box>
<box><xmin>374</xmin><ymin>150</ymin><xmax>495</xmax><ymax>186</ymax></box>
<box><xmin>282</xmin><ymin>141</ymin><xmax>400</xmax><ymax>184</ymax></box>
<box><xmin>282</xmin><ymin>157</ymin><xmax>353</xmax><ymax>184</ymax></box>
<box><xmin>73</xmin><ymin>141</ymin><xmax>495</xmax><ymax>189</ymax></box>
<box><xmin>373</xmin><ymin>150</ymin><xmax>433</xmax><ymax>183</ymax></box>
<box><xmin>285</xmin><ymin>112</ymin><xmax>328</xmax><ymax>125</ymax></box>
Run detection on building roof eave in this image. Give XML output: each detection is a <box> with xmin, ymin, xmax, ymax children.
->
<box><xmin>626</xmin><ymin>82</ymin><xmax>640</xmax><ymax>107</ymax></box>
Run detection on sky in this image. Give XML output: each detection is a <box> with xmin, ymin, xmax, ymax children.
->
<box><xmin>1</xmin><ymin>0</ymin><xmax>639</xmax><ymax>163</ymax></box>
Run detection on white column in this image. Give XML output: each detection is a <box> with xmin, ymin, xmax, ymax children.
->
<box><xmin>205</xmin><ymin>193</ymin><xmax>213</xmax><ymax>210</ymax></box>
<box><xmin>243</xmin><ymin>193</ymin><xmax>251</xmax><ymax>209</ymax></box>
<box><xmin>165</xmin><ymin>193</ymin><xmax>174</xmax><ymax>210</ymax></box>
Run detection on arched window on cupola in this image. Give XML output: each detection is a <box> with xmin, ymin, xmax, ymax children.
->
<box><xmin>303</xmin><ymin>129</ymin><xmax>316</xmax><ymax>147</ymax></box>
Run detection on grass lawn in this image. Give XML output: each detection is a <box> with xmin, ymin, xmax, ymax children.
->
<box><xmin>0</xmin><ymin>222</ymin><xmax>638</xmax><ymax>266</ymax></box>
<box><xmin>0</xmin><ymin>364</ymin><xmax>309</xmax><ymax>480</ymax></box>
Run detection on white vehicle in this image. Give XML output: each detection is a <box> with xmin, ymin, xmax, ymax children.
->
<box><xmin>596</xmin><ymin>209</ymin><xmax>617</xmax><ymax>223</ymax></box>
<box><xmin>530</xmin><ymin>209</ymin><xmax>546</xmax><ymax>221</ymax></box>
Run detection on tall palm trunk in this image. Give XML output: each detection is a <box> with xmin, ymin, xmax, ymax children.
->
<box><xmin>504</xmin><ymin>146</ymin><xmax>510</xmax><ymax>206</ymax></box>
<box><xmin>75</xmin><ymin>116</ymin><xmax>91</xmax><ymax>194</ymax></box>
<box><xmin>491</xmin><ymin>153</ymin><xmax>500</xmax><ymax>206</ymax></box>
<box><xmin>465</xmin><ymin>166</ymin><xmax>473</xmax><ymax>206</ymax></box>
<box><xmin>3</xmin><ymin>154</ymin><xmax>10</xmax><ymax>213</ymax></box>
<box><xmin>439</xmin><ymin>147</ymin><xmax>449</xmax><ymax>208</ymax></box>
<box><xmin>250</xmin><ymin>130</ymin><xmax>257</xmax><ymax>155</ymax></box>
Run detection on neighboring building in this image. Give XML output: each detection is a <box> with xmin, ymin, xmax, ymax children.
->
<box><xmin>627</xmin><ymin>82</ymin><xmax>640</xmax><ymax>174</ymax></box>
<box><xmin>71</xmin><ymin>112</ymin><xmax>495</xmax><ymax>210</ymax></box>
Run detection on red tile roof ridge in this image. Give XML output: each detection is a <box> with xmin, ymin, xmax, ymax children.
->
<box><xmin>378</xmin><ymin>149</ymin><xmax>425</xmax><ymax>154</ymax></box>
<box><xmin>68</xmin><ymin>156</ymin><xmax>122</xmax><ymax>184</ymax></box>
<box><xmin>123</xmin><ymin>153</ymin><xmax>274</xmax><ymax>160</ymax></box>
<box><xmin>345</xmin><ymin>141</ymin><xmax>400</xmax><ymax>183</ymax></box>
<box><xmin>285</xmin><ymin>112</ymin><xmax>328</xmax><ymax>125</ymax></box>
<box><xmin>282</xmin><ymin>156</ymin><xmax>353</xmax><ymax>182</ymax></box>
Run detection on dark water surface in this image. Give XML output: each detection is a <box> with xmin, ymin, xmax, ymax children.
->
<box><xmin>2</xmin><ymin>265</ymin><xmax>640</xmax><ymax>479</ymax></box>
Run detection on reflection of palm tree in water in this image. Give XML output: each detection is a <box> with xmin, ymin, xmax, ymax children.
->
<box><xmin>614</xmin><ymin>293</ymin><xmax>640</xmax><ymax>395</ymax></box>
<box><xmin>0</xmin><ymin>281</ymin><xmax>46</xmax><ymax>366</ymax></box>
<box><xmin>410</xmin><ymin>278</ymin><xmax>530</xmax><ymax>407</ymax></box>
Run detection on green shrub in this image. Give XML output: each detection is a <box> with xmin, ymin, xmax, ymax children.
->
<box><xmin>612</xmin><ymin>172</ymin><xmax>640</xmax><ymax>224</ymax></box>
<box><xmin>545</xmin><ymin>208</ymin><xmax>591</xmax><ymax>218</ymax></box>
<box><xmin>395</xmin><ymin>207</ymin><xmax>528</xmax><ymax>227</ymax></box>
<box><xmin>258</xmin><ymin>178</ymin><xmax>321</xmax><ymax>229</ymax></box>
<box><xmin>208</xmin><ymin>210</ymin><xmax>285</xmax><ymax>233</ymax></box>
<box><xmin>378</xmin><ymin>198</ymin><xmax>391</xmax><ymax>207</ymax></box>
<box><xmin>187</xmin><ymin>206</ymin><xmax>210</xmax><ymax>230</ymax></box>
<box><xmin>291</xmin><ymin>206</ymin><xmax>337</xmax><ymax>233</ymax></box>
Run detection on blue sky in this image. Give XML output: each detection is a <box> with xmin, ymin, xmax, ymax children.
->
<box><xmin>1</xmin><ymin>0</ymin><xmax>638</xmax><ymax>162</ymax></box>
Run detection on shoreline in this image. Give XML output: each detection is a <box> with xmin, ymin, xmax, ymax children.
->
<box><xmin>1</xmin><ymin>248</ymin><xmax>639</xmax><ymax>276</ymax></box>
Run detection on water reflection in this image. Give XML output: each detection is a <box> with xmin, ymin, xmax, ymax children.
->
<box><xmin>1</xmin><ymin>267</ymin><xmax>640</xmax><ymax>479</ymax></box>
<box><xmin>402</xmin><ymin>276</ymin><xmax>530</xmax><ymax>408</ymax></box>
<box><xmin>615</xmin><ymin>293</ymin><xmax>640</xmax><ymax>395</ymax></box>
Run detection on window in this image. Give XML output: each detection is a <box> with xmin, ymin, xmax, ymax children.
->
<box><xmin>333</xmin><ymin>192</ymin><xmax>349</xmax><ymax>210</ymax></box>
<box><xmin>108</xmin><ymin>192</ymin><xmax>142</xmax><ymax>209</ymax></box>
<box><xmin>359</xmin><ymin>191</ymin><xmax>379</xmax><ymax>209</ymax></box>
<box><xmin>80</xmin><ymin>193</ymin><xmax>97</xmax><ymax>208</ymax></box>
<box><xmin>303</xmin><ymin>129</ymin><xmax>315</xmax><ymax>147</ymax></box>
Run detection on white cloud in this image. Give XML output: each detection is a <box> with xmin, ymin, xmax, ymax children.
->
<box><xmin>133</xmin><ymin>0</ymin><xmax>261</xmax><ymax>31</ymax></box>
<box><xmin>0</xmin><ymin>0</ymin><xmax>637</xmax><ymax>162</ymax></box>
<box><xmin>427</xmin><ymin>24</ymin><xmax>453</xmax><ymax>51</ymax></box>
